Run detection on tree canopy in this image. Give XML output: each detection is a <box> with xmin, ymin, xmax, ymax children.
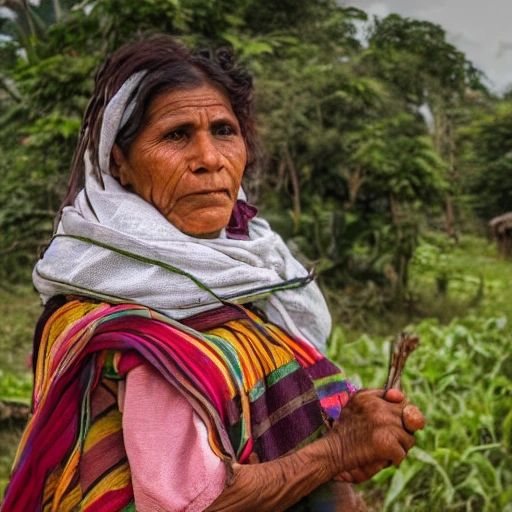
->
<box><xmin>0</xmin><ymin>0</ymin><xmax>510</xmax><ymax>310</ymax></box>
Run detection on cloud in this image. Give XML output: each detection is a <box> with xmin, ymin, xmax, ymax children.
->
<box><xmin>497</xmin><ymin>42</ymin><xmax>512</xmax><ymax>59</ymax></box>
<box><xmin>346</xmin><ymin>0</ymin><xmax>512</xmax><ymax>92</ymax></box>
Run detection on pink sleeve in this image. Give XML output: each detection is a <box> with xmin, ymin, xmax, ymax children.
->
<box><xmin>120</xmin><ymin>364</ymin><xmax>227</xmax><ymax>512</ymax></box>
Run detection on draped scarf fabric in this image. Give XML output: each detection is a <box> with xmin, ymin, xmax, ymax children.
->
<box><xmin>3</xmin><ymin>301</ymin><xmax>355</xmax><ymax>511</ymax></box>
<box><xmin>32</xmin><ymin>71</ymin><xmax>331</xmax><ymax>352</ymax></box>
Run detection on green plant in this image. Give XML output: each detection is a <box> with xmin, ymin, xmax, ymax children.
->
<box><xmin>329</xmin><ymin>314</ymin><xmax>512</xmax><ymax>511</ymax></box>
<box><xmin>0</xmin><ymin>372</ymin><xmax>32</xmax><ymax>403</ymax></box>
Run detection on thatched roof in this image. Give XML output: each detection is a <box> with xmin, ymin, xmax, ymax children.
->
<box><xmin>489</xmin><ymin>212</ymin><xmax>512</xmax><ymax>235</ymax></box>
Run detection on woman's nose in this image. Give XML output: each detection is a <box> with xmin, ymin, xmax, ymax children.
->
<box><xmin>190</xmin><ymin>132</ymin><xmax>223</xmax><ymax>173</ymax></box>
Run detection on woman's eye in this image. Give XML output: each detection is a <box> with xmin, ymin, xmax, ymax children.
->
<box><xmin>214</xmin><ymin>125</ymin><xmax>235</xmax><ymax>136</ymax></box>
<box><xmin>165</xmin><ymin>129</ymin><xmax>186</xmax><ymax>141</ymax></box>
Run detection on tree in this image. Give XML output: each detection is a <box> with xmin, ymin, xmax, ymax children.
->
<box><xmin>365</xmin><ymin>14</ymin><xmax>488</xmax><ymax>241</ymax></box>
<box><xmin>459</xmin><ymin>101</ymin><xmax>512</xmax><ymax>221</ymax></box>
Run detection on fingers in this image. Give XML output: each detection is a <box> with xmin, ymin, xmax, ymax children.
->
<box><xmin>396</xmin><ymin>426</ymin><xmax>416</xmax><ymax>454</ymax></box>
<box><xmin>374</xmin><ymin>428</ymin><xmax>408</xmax><ymax>467</ymax></box>
<box><xmin>248</xmin><ymin>451</ymin><xmax>261</xmax><ymax>464</ymax></box>
<box><xmin>402</xmin><ymin>404</ymin><xmax>426</xmax><ymax>432</ymax></box>
<box><xmin>334</xmin><ymin>471</ymin><xmax>354</xmax><ymax>483</ymax></box>
<box><xmin>344</xmin><ymin>468</ymin><xmax>368</xmax><ymax>484</ymax></box>
<box><xmin>353</xmin><ymin>388</ymin><xmax>404</xmax><ymax>402</ymax></box>
<box><xmin>351</xmin><ymin>461</ymin><xmax>389</xmax><ymax>483</ymax></box>
<box><xmin>382</xmin><ymin>388</ymin><xmax>405</xmax><ymax>403</ymax></box>
<box><xmin>354</xmin><ymin>389</ymin><xmax>426</xmax><ymax>434</ymax></box>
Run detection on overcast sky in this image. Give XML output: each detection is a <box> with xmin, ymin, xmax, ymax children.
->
<box><xmin>344</xmin><ymin>0</ymin><xmax>512</xmax><ymax>94</ymax></box>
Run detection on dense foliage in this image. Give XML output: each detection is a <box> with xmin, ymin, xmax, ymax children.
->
<box><xmin>328</xmin><ymin>234</ymin><xmax>512</xmax><ymax>511</ymax></box>
<box><xmin>2</xmin><ymin>0</ymin><xmax>510</xmax><ymax>308</ymax></box>
<box><xmin>333</xmin><ymin>313</ymin><xmax>512</xmax><ymax>511</ymax></box>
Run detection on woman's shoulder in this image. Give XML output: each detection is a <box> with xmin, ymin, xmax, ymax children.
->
<box><xmin>32</xmin><ymin>295</ymin><xmax>109</xmax><ymax>371</ymax></box>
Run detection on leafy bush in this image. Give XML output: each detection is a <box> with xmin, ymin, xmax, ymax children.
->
<box><xmin>0</xmin><ymin>372</ymin><xmax>32</xmax><ymax>404</ymax></box>
<box><xmin>329</xmin><ymin>315</ymin><xmax>512</xmax><ymax>511</ymax></box>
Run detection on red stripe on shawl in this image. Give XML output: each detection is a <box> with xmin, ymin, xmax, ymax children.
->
<box><xmin>4</xmin><ymin>376</ymin><xmax>82</xmax><ymax>511</ymax></box>
<box><xmin>81</xmin><ymin>430</ymin><xmax>126</xmax><ymax>494</ymax></box>
<box><xmin>92</xmin><ymin>322</ymin><xmax>232</xmax><ymax>423</ymax></box>
<box><xmin>117</xmin><ymin>350</ymin><xmax>145</xmax><ymax>374</ymax></box>
<box><xmin>109</xmin><ymin>320</ymin><xmax>232</xmax><ymax>396</ymax></box>
<box><xmin>320</xmin><ymin>392</ymin><xmax>350</xmax><ymax>410</ymax></box>
<box><xmin>83</xmin><ymin>487</ymin><xmax>134</xmax><ymax>512</ymax></box>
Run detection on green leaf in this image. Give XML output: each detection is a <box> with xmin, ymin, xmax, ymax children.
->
<box><xmin>409</xmin><ymin>447</ymin><xmax>455</xmax><ymax>502</ymax></box>
<box><xmin>383</xmin><ymin>461</ymin><xmax>423</xmax><ymax>510</ymax></box>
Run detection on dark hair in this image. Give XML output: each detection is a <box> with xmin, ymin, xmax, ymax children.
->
<box><xmin>60</xmin><ymin>35</ymin><xmax>260</xmax><ymax>214</ymax></box>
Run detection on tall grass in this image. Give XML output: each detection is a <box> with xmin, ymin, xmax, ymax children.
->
<box><xmin>327</xmin><ymin>234</ymin><xmax>512</xmax><ymax>511</ymax></box>
<box><xmin>329</xmin><ymin>315</ymin><xmax>512</xmax><ymax>511</ymax></box>
<box><xmin>408</xmin><ymin>234</ymin><xmax>512</xmax><ymax>321</ymax></box>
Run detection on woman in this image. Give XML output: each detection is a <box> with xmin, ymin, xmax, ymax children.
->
<box><xmin>2</xmin><ymin>35</ymin><xmax>425</xmax><ymax>512</ymax></box>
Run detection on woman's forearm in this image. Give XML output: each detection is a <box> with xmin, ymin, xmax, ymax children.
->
<box><xmin>206</xmin><ymin>389</ymin><xmax>425</xmax><ymax>512</ymax></box>
<box><xmin>206</xmin><ymin>436</ymin><xmax>340</xmax><ymax>512</ymax></box>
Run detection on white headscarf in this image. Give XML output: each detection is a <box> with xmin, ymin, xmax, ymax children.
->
<box><xmin>33</xmin><ymin>72</ymin><xmax>332</xmax><ymax>352</ymax></box>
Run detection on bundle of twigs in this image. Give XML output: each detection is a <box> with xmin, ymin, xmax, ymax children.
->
<box><xmin>383</xmin><ymin>332</ymin><xmax>420</xmax><ymax>395</ymax></box>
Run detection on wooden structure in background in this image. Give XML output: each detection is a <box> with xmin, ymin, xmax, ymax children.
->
<box><xmin>489</xmin><ymin>212</ymin><xmax>512</xmax><ymax>258</ymax></box>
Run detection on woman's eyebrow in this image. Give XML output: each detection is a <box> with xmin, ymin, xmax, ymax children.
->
<box><xmin>163</xmin><ymin>121</ymin><xmax>194</xmax><ymax>131</ymax></box>
<box><xmin>210</xmin><ymin>118</ymin><xmax>239</xmax><ymax>129</ymax></box>
<box><xmin>151</xmin><ymin>116</ymin><xmax>195</xmax><ymax>131</ymax></box>
<box><xmin>154</xmin><ymin>117</ymin><xmax>239</xmax><ymax>132</ymax></box>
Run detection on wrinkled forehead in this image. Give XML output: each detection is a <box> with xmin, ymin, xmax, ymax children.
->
<box><xmin>144</xmin><ymin>82</ymin><xmax>237</xmax><ymax>125</ymax></box>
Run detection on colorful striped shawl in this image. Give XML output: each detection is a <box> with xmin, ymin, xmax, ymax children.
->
<box><xmin>2</xmin><ymin>300</ymin><xmax>355</xmax><ymax>511</ymax></box>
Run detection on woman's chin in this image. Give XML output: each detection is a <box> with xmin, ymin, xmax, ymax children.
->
<box><xmin>165</xmin><ymin>198</ymin><xmax>235</xmax><ymax>239</ymax></box>
<box><xmin>170</xmin><ymin>211</ymin><xmax>231</xmax><ymax>239</ymax></box>
<box><xmin>185</xmin><ymin>228</ymin><xmax>223</xmax><ymax>239</ymax></box>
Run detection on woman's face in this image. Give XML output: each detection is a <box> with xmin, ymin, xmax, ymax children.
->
<box><xmin>110</xmin><ymin>83</ymin><xmax>247</xmax><ymax>238</ymax></box>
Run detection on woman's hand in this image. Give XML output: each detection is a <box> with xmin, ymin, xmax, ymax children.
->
<box><xmin>326</xmin><ymin>388</ymin><xmax>425</xmax><ymax>483</ymax></box>
<box><xmin>207</xmin><ymin>389</ymin><xmax>425</xmax><ymax>511</ymax></box>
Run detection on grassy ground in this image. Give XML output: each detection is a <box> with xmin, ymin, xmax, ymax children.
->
<box><xmin>0</xmin><ymin>285</ymin><xmax>40</xmax><ymax>377</ymax></box>
<box><xmin>327</xmin><ymin>234</ymin><xmax>512</xmax><ymax>511</ymax></box>
<box><xmin>0</xmin><ymin>285</ymin><xmax>40</xmax><ymax>495</ymax></box>
<box><xmin>1</xmin><ymin>234</ymin><xmax>511</xmax><ymax>509</ymax></box>
<box><xmin>408</xmin><ymin>233</ymin><xmax>512</xmax><ymax>321</ymax></box>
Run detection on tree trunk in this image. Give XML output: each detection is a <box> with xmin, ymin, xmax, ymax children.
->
<box><xmin>344</xmin><ymin>166</ymin><xmax>364</xmax><ymax>211</ymax></box>
<box><xmin>445</xmin><ymin>194</ymin><xmax>457</xmax><ymax>241</ymax></box>
<box><xmin>284</xmin><ymin>147</ymin><xmax>301</xmax><ymax>233</ymax></box>
<box><xmin>390</xmin><ymin>194</ymin><xmax>407</xmax><ymax>302</ymax></box>
<box><xmin>433</xmin><ymin>104</ymin><xmax>459</xmax><ymax>241</ymax></box>
<box><xmin>445</xmin><ymin>119</ymin><xmax>459</xmax><ymax>242</ymax></box>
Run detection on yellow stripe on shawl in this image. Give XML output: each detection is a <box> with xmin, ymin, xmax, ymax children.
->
<box><xmin>81</xmin><ymin>460</ymin><xmax>132</xmax><ymax>509</ymax></box>
<box><xmin>206</xmin><ymin>320</ymin><xmax>296</xmax><ymax>393</ymax></box>
<box><xmin>246</xmin><ymin>308</ymin><xmax>317</xmax><ymax>366</ymax></box>
<box><xmin>178</xmin><ymin>330</ymin><xmax>239</xmax><ymax>398</ymax></box>
<box><xmin>42</xmin><ymin>469</ymin><xmax>61</xmax><ymax>512</ymax></box>
<box><xmin>13</xmin><ymin>301</ymin><xmax>104</xmax><ymax>476</ymax></box>
<box><xmin>51</xmin><ymin>447</ymin><xmax>80</xmax><ymax>511</ymax></box>
<box><xmin>36</xmin><ymin>300</ymin><xmax>102</xmax><ymax>396</ymax></box>
<box><xmin>101</xmin><ymin>376</ymin><xmax>119</xmax><ymax>395</ymax></box>
<box><xmin>83</xmin><ymin>409</ymin><xmax>124</xmax><ymax>451</ymax></box>
<box><xmin>55</xmin><ymin>483</ymin><xmax>81</xmax><ymax>512</ymax></box>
